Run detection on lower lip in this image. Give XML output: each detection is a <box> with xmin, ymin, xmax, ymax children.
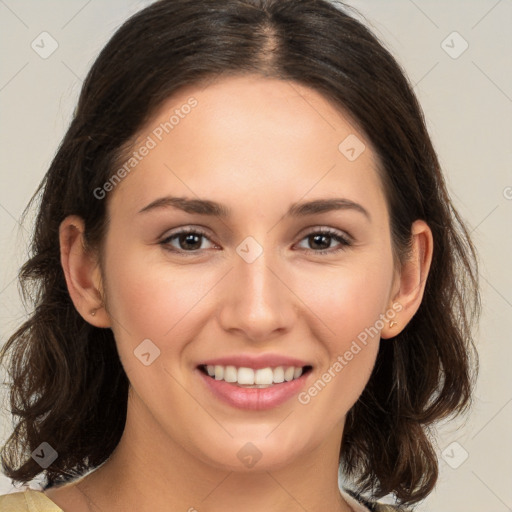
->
<box><xmin>197</xmin><ymin>368</ymin><xmax>310</xmax><ymax>410</ymax></box>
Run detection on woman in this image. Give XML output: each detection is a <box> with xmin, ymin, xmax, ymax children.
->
<box><xmin>0</xmin><ymin>0</ymin><xmax>480</xmax><ymax>510</ymax></box>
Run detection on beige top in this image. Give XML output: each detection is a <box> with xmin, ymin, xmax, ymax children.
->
<box><xmin>0</xmin><ymin>490</ymin><xmax>63</xmax><ymax>511</ymax></box>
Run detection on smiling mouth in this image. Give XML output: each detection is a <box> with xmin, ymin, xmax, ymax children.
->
<box><xmin>198</xmin><ymin>364</ymin><xmax>313</xmax><ymax>388</ymax></box>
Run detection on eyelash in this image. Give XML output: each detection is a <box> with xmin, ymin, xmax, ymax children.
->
<box><xmin>159</xmin><ymin>227</ymin><xmax>352</xmax><ymax>257</ymax></box>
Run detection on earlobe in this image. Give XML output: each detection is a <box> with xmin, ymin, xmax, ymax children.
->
<box><xmin>59</xmin><ymin>215</ymin><xmax>110</xmax><ymax>328</ymax></box>
<box><xmin>381</xmin><ymin>220</ymin><xmax>433</xmax><ymax>339</ymax></box>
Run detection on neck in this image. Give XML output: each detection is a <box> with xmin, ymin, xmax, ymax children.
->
<box><xmin>59</xmin><ymin>390</ymin><xmax>353</xmax><ymax>512</ymax></box>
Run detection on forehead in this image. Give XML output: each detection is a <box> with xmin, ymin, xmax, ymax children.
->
<box><xmin>108</xmin><ymin>74</ymin><xmax>386</xmax><ymax>219</ymax></box>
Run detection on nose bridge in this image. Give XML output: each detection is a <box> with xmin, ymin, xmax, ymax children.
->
<box><xmin>217</xmin><ymin>235</ymin><xmax>296</xmax><ymax>339</ymax></box>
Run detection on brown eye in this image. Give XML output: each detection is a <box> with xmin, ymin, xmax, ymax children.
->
<box><xmin>160</xmin><ymin>228</ymin><xmax>216</xmax><ymax>254</ymax></box>
<box><xmin>297</xmin><ymin>228</ymin><xmax>352</xmax><ymax>255</ymax></box>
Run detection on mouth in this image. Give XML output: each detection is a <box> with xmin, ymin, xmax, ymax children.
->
<box><xmin>198</xmin><ymin>364</ymin><xmax>313</xmax><ymax>388</ymax></box>
<box><xmin>196</xmin><ymin>363</ymin><xmax>313</xmax><ymax>410</ymax></box>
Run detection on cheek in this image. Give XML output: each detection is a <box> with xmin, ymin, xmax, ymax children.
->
<box><xmin>101</xmin><ymin>251</ymin><xmax>210</xmax><ymax>415</ymax></box>
<box><xmin>295</xmin><ymin>279</ymin><xmax>384</xmax><ymax>426</ymax></box>
<box><xmin>293</xmin><ymin>255</ymin><xmax>393</xmax><ymax>412</ymax></box>
<box><xmin>298</xmin><ymin>255</ymin><xmax>394</xmax><ymax>346</ymax></box>
<box><xmin>100</xmin><ymin>242</ymin><xmax>206</xmax><ymax>364</ymax></box>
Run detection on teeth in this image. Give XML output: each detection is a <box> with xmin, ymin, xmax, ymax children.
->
<box><xmin>214</xmin><ymin>365</ymin><xmax>224</xmax><ymax>380</ymax></box>
<box><xmin>255</xmin><ymin>368</ymin><xmax>274</xmax><ymax>385</ymax></box>
<box><xmin>284</xmin><ymin>367</ymin><xmax>295</xmax><ymax>382</ymax></box>
<box><xmin>238</xmin><ymin>367</ymin><xmax>254</xmax><ymax>385</ymax></box>
<box><xmin>203</xmin><ymin>364</ymin><xmax>306</xmax><ymax>386</ymax></box>
<box><xmin>273</xmin><ymin>366</ymin><xmax>285</xmax><ymax>383</ymax></box>
<box><xmin>224</xmin><ymin>365</ymin><xmax>237</xmax><ymax>383</ymax></box>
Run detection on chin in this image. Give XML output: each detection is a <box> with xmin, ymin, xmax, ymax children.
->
<box><xmin>190</xmin><ymin>430</ymin><xmax>312</xmax><ymax>473</ymax></box>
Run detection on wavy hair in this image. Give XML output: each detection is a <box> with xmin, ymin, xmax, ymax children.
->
<box><xmin>0</xmin><ymin>0</ymin><xmax>479</xmax><ymax>506</ymax></box>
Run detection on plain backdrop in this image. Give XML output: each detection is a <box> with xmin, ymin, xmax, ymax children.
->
<box><xmin>0</xmin><ymin>1</ymin><xmax>511</xmax><ymax>511</ymax></box>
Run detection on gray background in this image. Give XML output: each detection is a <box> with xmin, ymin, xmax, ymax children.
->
<box><xmin>0</xmin><ymin>1</ymin><xmax>511</xmax><ymax>511</ymax></box>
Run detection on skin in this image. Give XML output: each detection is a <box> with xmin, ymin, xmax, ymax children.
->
<box><xmin>49</xmin><ymin>74</ymin><xmax>433</xmax><ymax>512</ymax></box>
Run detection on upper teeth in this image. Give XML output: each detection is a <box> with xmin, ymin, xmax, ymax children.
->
<box><xmin>205</xmin><ymin>365</ymin><xmax>304</xmax><ymax>387</ymax></box>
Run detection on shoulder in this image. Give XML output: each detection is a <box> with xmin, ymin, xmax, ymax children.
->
<box><xmin>0</xmin><ymin>490</ymin><xmax>63</xmax><ymax>512</ymax></box>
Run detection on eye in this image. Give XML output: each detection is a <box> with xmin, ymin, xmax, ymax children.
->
<box><xmin>159</xmin><ymin>226</ymin><xmax>352</xmax><ymax>257</ymax></box>
<box><xmin>159</xmin><ymin>227</ymin><xmax>217</xmax><ymax>255</ymax></box>
<box><xmin>296</xmin><ymin>228</ymin><xmax>352</xmax><ymax>255</ymax></box>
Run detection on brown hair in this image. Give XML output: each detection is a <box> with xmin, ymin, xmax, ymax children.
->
<box><xmin>0</xmin><ymin>0</ymin><xmax>479</xmax><ymax>506</ymax></box>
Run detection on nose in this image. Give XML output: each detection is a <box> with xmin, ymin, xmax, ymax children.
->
<box><xmin>217</xmin><ymin>245</ymin><xmax>298</xmax><ymax>343</ymax></box>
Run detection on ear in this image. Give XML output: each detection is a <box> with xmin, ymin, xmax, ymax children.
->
<box><xmin>380</xmin><ymin>219</ymin><xmax>433</xmax><ymax>339</ymax></box>
<box><xmin>59</xmin><ymin>215</ymin><xmax>111</xmax><ymax>328</ymax></box>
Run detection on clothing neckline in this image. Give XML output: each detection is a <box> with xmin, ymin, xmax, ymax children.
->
<box><xmin>19</xmin><ymin>485</ymin><xmax>374</xmax><ymax>511</ymax></box>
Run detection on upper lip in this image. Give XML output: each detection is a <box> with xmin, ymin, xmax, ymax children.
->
<box><xmin>198</xmin><ymin>354</ymin><xmax>312</xmax><ymax>370</ymax></box>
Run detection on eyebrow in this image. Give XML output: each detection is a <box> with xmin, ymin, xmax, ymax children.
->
<box><xmin>138</xmin><ymin>196</ymin><xmax>371</xmax><ymax>221</ymax></box>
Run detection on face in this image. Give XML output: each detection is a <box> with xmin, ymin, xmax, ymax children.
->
<box><xmin>99</xmin><ymin>74</ymin><xmax>399</xmax><ymax>472</ymax></box>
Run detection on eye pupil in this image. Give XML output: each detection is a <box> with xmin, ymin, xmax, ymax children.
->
<box><xmin>180</xmin><ymin>233</ymin><xmax>202</xmax><ymax>250</ymax></box>
<box><xmin>310</xmin><ymin>234</ymin><xmax>330</xmax><ymax>250</ymax></box>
